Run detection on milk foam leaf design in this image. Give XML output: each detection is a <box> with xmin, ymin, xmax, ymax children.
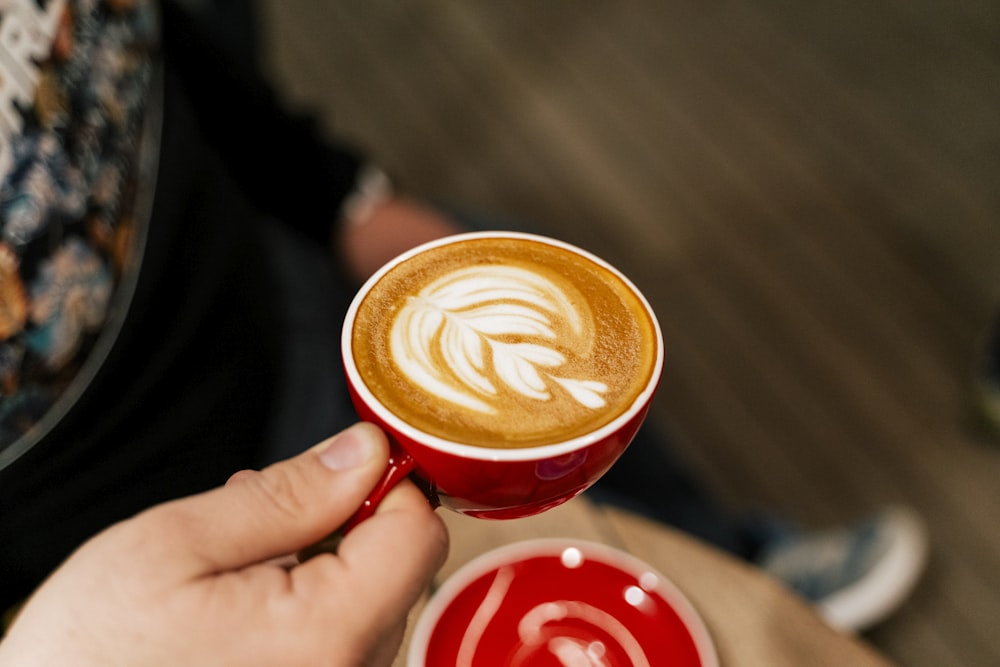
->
<box><xmin>551</xmin><ymin>378</ymin><xmax>609</xmax><ymax>409</ymax></box>
<box><xmin>443</xmin><ymin>310</ymin><xmax>494</xmax><ymax>395</ymax></box>
<box><xmin>462</xmin><ymin>304</ymin><xmax>556</xmax><ymax>338</ymax></box>
<box><xmin>420</xmin><ymin>266</ymin><xmax>582</xmax><ymax>334</ymax></box>
<box><xmin>390</xmin><ymin>265</ymin><xmax>609</xmax><ymax>414</ymax></box>
<box><xmin>391</xmin><ymin>302</ymin><xmax>495</xmax><ymax>414</ymax></box>
<box><xmin>488</xmin><ymin>342</ymin><xmax>566</xmax><ymax>400</ymax></box>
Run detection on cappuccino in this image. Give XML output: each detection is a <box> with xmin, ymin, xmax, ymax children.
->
<box><xmin>349</xmin><ymin>234</ymin><xmax>659</xmax><ymax>449</ymax></box>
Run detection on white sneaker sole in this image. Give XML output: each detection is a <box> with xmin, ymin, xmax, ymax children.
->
<box><xmin>817</xmin><ymin>505</ymin><xmax>929</xmax><ymax>633</ymax></box>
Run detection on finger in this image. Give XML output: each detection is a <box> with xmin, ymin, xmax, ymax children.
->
<box><xmin>225</xmin><ymin>469</ymin><xmax>258</xmax><ymax>486</ymax></box>
<box><xmin>169</xmin><ymin>480</ymin><xmax>444</xmax><ymax>667</ymax></box>
<box><xmin>226</xmin><ymin>468</ymin><xmax>312</xmax><ymax>569</ymax></box>
<box><xmin>341</xmin><ymin>476</ymin><xmax>449</xmax><ymax>586</ymax></box>
<box><xmin>367</xmin><ymin>618</ymin><xmax>408</xmax><ymax>667</ymax></box>
<box><xmin>122</xmin><ymin>423</ymin><xmax>393</xmax><ymax>578</ymax></box>
<box><xmin>291</xmin><ymin>478</ymin><xmax>447</xmax><ymax>652</ymax></box>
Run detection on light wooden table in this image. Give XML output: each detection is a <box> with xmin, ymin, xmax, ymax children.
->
<box><xmin>396</xmin><ymin>497</ymin><xmax>895</xmax><ymax>666</ymax></box>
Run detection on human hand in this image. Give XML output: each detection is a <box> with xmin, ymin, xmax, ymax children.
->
<box><xmin>336</xmin><ymin>195</ymin><xmax>464</xmax><ymax>284</ymax></box>
<box><xmin>0</xmin><ymin>423</ymin><xmax>448</xmax><ymax>667</ymax></box>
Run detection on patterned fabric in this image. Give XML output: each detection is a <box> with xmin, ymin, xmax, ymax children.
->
<box><xmin>0</xmin><ymin>0</ymin><xmax>157</xmax><ymax>452</ymax></box>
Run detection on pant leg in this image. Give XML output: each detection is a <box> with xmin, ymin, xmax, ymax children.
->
<box><xmin>586</xmin><ymin>423</ymin><xmax>770</xmax><ymax>559</ymax></box>
<box><xmin>254</xmin><ymin>221</ymin><xmax>359</xmax><ymax>466</ymax></box>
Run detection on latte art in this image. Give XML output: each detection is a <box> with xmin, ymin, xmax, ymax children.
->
<box><xmin>349</xmin><ymin>234</ymin><xmax>659</xmax><ymax>449</ymax></box>
<box><xmin>390</xmin><ymin>265</ymin><xmax>608</xmax><ymax>415</ymax></box>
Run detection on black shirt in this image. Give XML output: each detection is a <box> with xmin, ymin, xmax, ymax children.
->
<box><xmin>0</xmin><ymin>0</ymin><xmax>364</xmax><ymax>608</ymax></box>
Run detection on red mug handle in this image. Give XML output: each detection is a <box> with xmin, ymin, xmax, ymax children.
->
<box><xmin>299</xmin><ymin>439</ymin><xmax>426</xmax><ymax>559</ymax></box>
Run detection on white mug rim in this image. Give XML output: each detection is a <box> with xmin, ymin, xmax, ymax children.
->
<box><xmin>341</xmin><ymin>231</ymin><xmax>664</xmax><ymax>462</ymax></box>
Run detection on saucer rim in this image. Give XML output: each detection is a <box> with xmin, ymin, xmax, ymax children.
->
<box><xmin>407</xmin><ymin>537</ymin><xmax>719</xmax><ymax>667</ymax></box>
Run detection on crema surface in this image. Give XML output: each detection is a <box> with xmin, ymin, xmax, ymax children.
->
<box><xmin>351</xmin><ymin>236</ymin><xmax>657</xmax><ymax>448</ymax></box>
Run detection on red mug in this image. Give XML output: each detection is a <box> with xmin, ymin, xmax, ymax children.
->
<box><xmin>338</xmin><ymin>232</ymin><xmax>663</xmax><ymax>531</ymax></box>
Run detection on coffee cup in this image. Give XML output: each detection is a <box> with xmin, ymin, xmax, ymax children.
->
<box><xmin>337</xmin><ymin>231</ymin><xmax>663</xmax><ymax>531</ymax></box>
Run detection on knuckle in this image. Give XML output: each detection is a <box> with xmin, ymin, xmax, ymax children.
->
<box><xmin>252</xmin><ymin>465</ymin><xmax>313</xmax><ymax>524</ymax></box>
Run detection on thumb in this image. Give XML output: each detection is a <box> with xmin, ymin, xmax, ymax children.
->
<box><xmin>123</xmin><ymin>423</ymin><xmax>392</xmax><ymax>578</ymax></box>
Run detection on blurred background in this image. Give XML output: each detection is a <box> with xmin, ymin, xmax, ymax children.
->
<box><xmin>257</xmin><ymin>2</ymin><xmax>999</xmax><ymax>664</ymax></box>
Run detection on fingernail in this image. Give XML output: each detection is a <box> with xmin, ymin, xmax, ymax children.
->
<box><xmin>318</xmin><ymin>428</ymin><xmax>374</xmax><ymax>471</ymax></box>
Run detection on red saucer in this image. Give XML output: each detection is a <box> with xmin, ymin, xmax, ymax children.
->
<box><xmin>409</xmin><ymin>539</ymin><xmax>718</xmax><ymax>666</ymax></box>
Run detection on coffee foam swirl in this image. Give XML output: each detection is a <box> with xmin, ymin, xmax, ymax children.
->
<box><xmin>350</xmin><ymin>235</ymin><xmax>658</xmax><ymax>448</ymax></box>
<box><xmin>390</xmin><ymin>264</ymin><xmax>608</xmax><ymax>415</ymax></box>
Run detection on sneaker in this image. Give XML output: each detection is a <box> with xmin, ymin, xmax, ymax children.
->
<box><xmin>755</xmin><ymin>505</ymin><xmax>929</xmax><ymax>633</ymax></box>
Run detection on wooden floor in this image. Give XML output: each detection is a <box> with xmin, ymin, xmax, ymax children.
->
<box><xmin>259</xmin><ymin>2</ymin><xmax>1000</xmax><ymax>664</ymax></box>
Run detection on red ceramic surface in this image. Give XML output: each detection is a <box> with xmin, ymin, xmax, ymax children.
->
<box><xmin>346</xmin><ymin>379</ymin><xmax>653</xmax><ymax>521</ymax></box>
<box><xmin>409</xmin><ymin>539</ymin><xmax>718</xmax><ymax>667</ymax></box>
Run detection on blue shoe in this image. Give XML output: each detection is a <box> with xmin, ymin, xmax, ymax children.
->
<box><xmin>755</xmin><ymin>505</ymin><xmax>928</xmax><ymax>632</ymax></box>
